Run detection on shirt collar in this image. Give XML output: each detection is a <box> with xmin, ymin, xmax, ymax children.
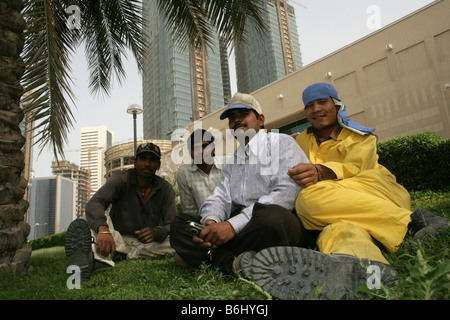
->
<box><xmin>307</xmin><ymin>124</ymin><xmax>342</xmax><ymax>145</ymax></box>
<box><xmin>131</xmin><ymin>168</ymin><xmax>162</xmax><ymax>191</ymax></box>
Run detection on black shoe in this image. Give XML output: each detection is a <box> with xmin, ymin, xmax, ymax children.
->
<box><xmin>250</xmin><ymin>246</ymin><xmax>397</xmax><ymax>300</ymax></box>
<box><xmin>65</xmin><ymin>219</ymin><xmax>94</xmax><ymax>281</ymax></box>
<box><xmin>410</xmin><ymin>208</ymin><xmax>450</xmax><ymax>241</ymax></box>
<box><xmin>112</xmin><ymin>252</ymin><xmax>127</xmax><ymax>263</ymax></box>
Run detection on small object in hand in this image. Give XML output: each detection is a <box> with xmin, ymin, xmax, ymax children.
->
<box><xmin>185</xmin><ymin>221</ymin><xmax>204</xmax><ymax>236</ymax></box>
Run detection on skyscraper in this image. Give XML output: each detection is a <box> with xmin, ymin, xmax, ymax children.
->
<box><xmin>51</xmin><ymin>160</ymin><xmax>89</xmax><ymax>218</ymax></box>
<box><xmin>142</xmin><ymin>0</ymin><xmax>231</xmax><ymax>140</ymax></box>
<box><xmin>80</xmin><ymin>125</ymin><xmax>113</xmax><ymax>198</ymax></box>
<box><xmin>235</xmin><ymin>0</ymin><xmax>302</xmax><ymax>93</ymax></box>
<box><xmin>28</xmin><ymin>175</ymin><xmax>75</xmax><ymax>239</ymax></box>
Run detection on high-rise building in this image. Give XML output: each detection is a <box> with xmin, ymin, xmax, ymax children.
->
<box><xmin>235</xmin><ymin>0</ymin><xmax>303</xmax><ymax>93</ymax></box>
<box><xmin>28</xmin><ymin>176</ymin><xmax>75</xmax><ymax>239</ymax></box>
<box><xmin>142</xmin><ymin>0</ymin><xmax>231</xmax><ymax>140</ymax></box>
<box><xmin>80</xmin><ymin>125</ymin><xmax>113</xmax><ymax>198</ymax></box>
<box><xmin>51</xmin><ymin>160</ymin><xmax>89</xmax><ymax>218</ymax></box>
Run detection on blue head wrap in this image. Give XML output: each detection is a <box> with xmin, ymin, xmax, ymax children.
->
<box><xmin>302</xmin><ymin>83</ymin><xmax>375</xmax><ymax>135</ymax></box>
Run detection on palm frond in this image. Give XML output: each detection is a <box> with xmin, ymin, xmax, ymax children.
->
<box><xmin>78</xmin><ymin>0</ymin><xmax>124</xmax><ymax>96</ymax></box>
<box><xmin>205</xmin><ymin>0</ymin><xmax>267</xmax><ymax>50</ymax></box>
<box><xmin>156</xmin><ymin>0</ymin><xmax>267</xmax><ymax>51</ymax></box>
<box><xmin>21</xmin><ymin>0</ymin><xmax>79</xmax><ymax>159</ymax></box>
<box><xmin>75</xmin><ymin>0</ymin><xmax>148</xmax><ymax>96</ymax></box>
<box><xmin>22</xmin><ymin>0</ymin><xmax>147</xmax><ymax>158</ymax></box>
<box><xmin>156</xmin><ymin>0</ymin><xmax>213</xmax><ymax>50</ymax></box>
<box><xmin>111</xmin><ymin>0</ymin><xmax>148</xmax><ymax>71</ymax></box>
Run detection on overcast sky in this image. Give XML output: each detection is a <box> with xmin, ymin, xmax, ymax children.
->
<box><xmin>31</xmin><ymin>0</ymin><xmax>435</xmax><ymax>177</ymax></box>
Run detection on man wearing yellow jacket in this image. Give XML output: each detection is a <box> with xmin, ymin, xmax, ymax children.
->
<box><xmin>291</xmin><ymin>85</ymin><xmax>411</xmax><ymax>264</ymax></box>
<box><xmin>249</xmin><ymin>83</ymin><xmax>449</xmax><ymax>300</ymax></box>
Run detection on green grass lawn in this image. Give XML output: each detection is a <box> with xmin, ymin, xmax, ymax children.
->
<box><xmin>0</xmin><ymin>191</ymin><xmax>448</xmax><ymax>300</ymax></box>
<box><xmin>0</xmin><ymin>247</ymin><xmax>268</xmax><ymax>300</ymax></box>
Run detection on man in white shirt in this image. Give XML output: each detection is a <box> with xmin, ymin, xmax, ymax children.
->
<box><xmin>170</xmin><ymin>93</ymin><xmax>316</xmax><ymax>276</ymax></box>
<box><xmin>177</xmin><ymin>129</ymin><xmax>223</xmax><ymax>215</ymax></box>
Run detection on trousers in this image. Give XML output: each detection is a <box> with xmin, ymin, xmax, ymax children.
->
<box><xmin>170</xmin><ymin>202</ymin><xmax>318</xmax><ymax>274</ymax></box>
<box><xmin>296</xmin><ymin>169</ymin><xmax>412</xmax><ymax>264</ymax></box>
<box><xmin>91</xmin><ymin>213</ymin><xmax>174</xmax><ymax>267</ymax></box>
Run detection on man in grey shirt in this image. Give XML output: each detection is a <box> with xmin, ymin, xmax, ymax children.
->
<box><xmin>177</xmin><ymin>129</ymin><xmax>223</xmax><ymax>215</ymax></box>
<box><xmin>65</xmin><ymin>142</ymin><xmax>177</xmax><ymax>280</ymax></box>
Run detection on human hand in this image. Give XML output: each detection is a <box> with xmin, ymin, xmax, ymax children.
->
<box><xmin>192</xmin><ymin>220</ymin><xmax>235</xmax><ymax>249</ymax></box>
<box><xmin>135</xmin><ymin>227</ymin><xmax>155</xmax><ymax>244</ymax></box>
<box><xmin>288</xmin><ymin>163</ymin><xmax>318</xmax><ymax>188</ymax></box>
<box><xmin>96</xmin><ymin>226</ymin><xmax>116</xmax><ymax>258</ymax></box>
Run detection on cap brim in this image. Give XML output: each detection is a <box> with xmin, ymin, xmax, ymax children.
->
<box><xmin>219</xmin><ymin>104</ymin><xmax>253</xmax><ymax>120</ymax></box>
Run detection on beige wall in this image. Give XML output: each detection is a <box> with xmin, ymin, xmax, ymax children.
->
<box><xmin>185</xmin><ymin>0</ymin><xmax>450</xmax><ymax>142</ymax></box>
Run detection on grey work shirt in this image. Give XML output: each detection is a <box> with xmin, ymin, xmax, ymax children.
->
<box><xmin>85</xmin><ymin>169</ymin><xmax>177</xmax><ymax>242</ymax></box>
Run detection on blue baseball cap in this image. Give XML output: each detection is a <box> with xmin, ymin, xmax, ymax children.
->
<box><xmin>302</xmin><ymin>83</ymin><xmax>340</xmax><ymax>109</ymax></box>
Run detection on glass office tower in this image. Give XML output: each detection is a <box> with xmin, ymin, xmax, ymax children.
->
<box><xmin>143</xmin><ymin>1</ymin><xmax>231</xmax><ymax>140</ymax></box>
<box><xmin>235</xmin><ymin>0</ymin><xmax>303</xmax><ymax>93</ymax></box>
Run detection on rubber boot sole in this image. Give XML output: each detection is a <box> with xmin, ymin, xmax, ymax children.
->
<box><xmin>64</xmin><ymin>219</ymin><xmax>94</xmax><ymax>281</ymax></box>
<box><xmin>251</xmin><ymin>246</ymin><xmax>396</xmax><ymax>300</ymax></box>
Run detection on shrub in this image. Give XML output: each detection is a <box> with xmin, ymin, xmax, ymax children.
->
<box><xmin>377</xmin><ymin>131</ymin><xmax>450</xmax><ymax>191</ymax></box>
<box><xmin>29</xmin><ymin>232</ymin><xmax>66</xmax><ymax>251</ymax></box>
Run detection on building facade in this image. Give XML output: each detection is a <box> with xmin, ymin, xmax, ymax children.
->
<box><xmin>235</xmin><ymin>0</ymin><xmax>303</xmax><ymax>93</ymax></box>
<box><xmin>51</xmin><ymin>160</ymin><xmax>89</xmax><ymax>218</ymax></box>
<box><xmin>142</xmin><ymin>0</ymin><xmax>231</xmax><ymax>141</ymax></box>
<box><xmin>28</xmin><ymin>176</ymin><xmax>75</xmax><ymax>239</ymax></box>
<box><xmin>80</xmin><ymin>125</ymin><xmax>113</xmax><ymax>198</ymax></box>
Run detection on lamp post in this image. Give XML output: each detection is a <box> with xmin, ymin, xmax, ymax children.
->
<box><xmin>127</xmin><ymin>104</ymin><xmax>143</xmax><ymax>158</ymax></box>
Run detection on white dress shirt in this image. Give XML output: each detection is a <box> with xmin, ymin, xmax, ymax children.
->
<box><xmin>199</xmin><ymin>129</ymin><xmax>309</xmax><ymax>234</ymax></box>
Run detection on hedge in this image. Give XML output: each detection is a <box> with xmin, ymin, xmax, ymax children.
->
<box><xmin>29</xmin><ymin>232</ymin><xmax>66</xmax><ymax>251</ymax></box>
<box><xmin>377</xmin><ymin>131</ymin><xmax>450</xmax><ymax>192</ymax></box>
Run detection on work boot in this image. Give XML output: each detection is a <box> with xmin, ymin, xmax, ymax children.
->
<box><xmin>409</xmin><ymin>208</ymin><xmax>450</xmax><ymax>241</ymax></box>
<box><xmin>250</xmin><ymin>246</ymin><xmax>397</xmax><ymax>300</ymax></box>
<box><xmin>65</xmin><ymin>219</ymin><xmax>94</xmax><ymax>281</ymax></box>
<box><xmin>232</xmin><ymin>251</ymin><xmax>256</xmax><ymax>278</ymax></box>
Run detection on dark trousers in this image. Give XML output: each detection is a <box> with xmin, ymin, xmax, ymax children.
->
<box><xmin>170</xmin><ymin>203</ymin><xmax>318</xmax><ymax>275</ymax></box>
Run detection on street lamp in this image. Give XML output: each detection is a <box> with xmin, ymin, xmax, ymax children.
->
<box><xmin>34</xmin><ymin>223</ymin><xmax>39</xmax><ymax>239</ymax></box>
<box><xmin>34</xmin><ymin>222</ymin><xmax>47</xmax><ymax>239</ymax></box>
<box><xmin>127</xmin><ymin>104</ymin><xmax>143</xmax><ymax>158</ymax></box>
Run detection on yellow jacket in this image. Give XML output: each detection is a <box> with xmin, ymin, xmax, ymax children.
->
<box><xmin>296</xmin><ymin>127</ymin><xmax>391</xmax><ymax>179</ymax></box>
<box><xmin>295</xmin><ymin>127</ymin><xmax>412</xmax><ymax>260</ymax></box>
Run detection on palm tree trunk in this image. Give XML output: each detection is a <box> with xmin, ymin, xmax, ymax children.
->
<box><xmin>0</xmin><ymin>0</ymin><xmax>32</xmax><ymax>273</ymax></box>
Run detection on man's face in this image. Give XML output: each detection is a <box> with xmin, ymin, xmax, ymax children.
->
<box><xmin>305</xmin><ymin>98</ymin><xmax>339</xmax><ymax>132</ymax></box>
<box><xmin>227</xmin><ymin>109</ymin><xmax>264</xmax><ymax>145</ymax></box>
<box><xmin>134</xmin><ymin>153</ymin><xmax>160</xmax><ymax>179</ymax></box>
<box><xmin>191</xmin><ymin>140</ymin><xmax>215</xmax><ymax>165</ymax></box>
<box><xmin>227</xmin><ymin>109</ymin><xmax>264</xmax><ymax>132</ymax></box>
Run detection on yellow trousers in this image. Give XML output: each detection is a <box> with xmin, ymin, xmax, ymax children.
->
<box><xmin>296</xmin><ymin>169</ymin><xmax>412</xmax><ymax>264</ymax></box>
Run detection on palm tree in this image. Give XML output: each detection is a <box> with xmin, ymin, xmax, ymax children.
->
<box><xmin>0</xmin><ymin>0</ymin><xmax>266</xmax><ymax>273</ymax></box>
